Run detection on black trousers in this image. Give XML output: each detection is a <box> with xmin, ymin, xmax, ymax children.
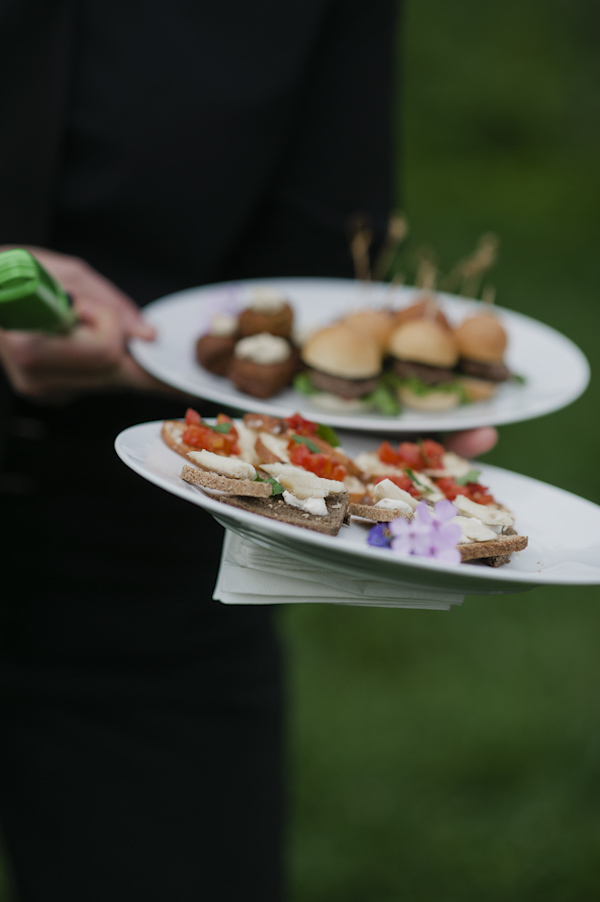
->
<box><xmin>0</xmin><ymin>392</ymin><xmax>285</xmax><ymax>901</ymax></box>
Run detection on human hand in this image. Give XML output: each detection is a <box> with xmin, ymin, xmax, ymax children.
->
<box><xmin>444</xmin><ymin>427</ymin><xmax>498</xmax><ymax>459</ymax></box>
<box><xmin>0</xmin><ymin>247</ymin><xmax>169</xmax><ymax>398</ymax></box>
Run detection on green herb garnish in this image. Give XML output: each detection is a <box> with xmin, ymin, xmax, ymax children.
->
<box><xmin>511</xmin><ymin>372</ymin><xmax>527</xmax><ymax>385</ymax></box>
<box><xmin>293</xmin><ymin>372</ymin><xmax>319</xmax><ymax>395</ymax></box>
<box><xmin>363</xmin><ymin>382</ymin><xmax>401</xmax><ymax>416</ymax></box>
<box><xmin>209</xmin><ymin>422</ymin><xmax>232</xmax><ymax>434</ymax></box>
<box><xmin>315</xmin><ymin>423</ymin><xmax>341</xmax><ymax>447</ymax></box>
<box><xmin>399</xmin><ymin>377</ymin><xmax>469</xmax><ymax>404</ymax></box>
<box><xmin>404</xmin><ymin>467</ymin><xmax>432</xmax><ymax>492</ymax></box>
<box><xmin>455</xmin><ymin>468</ymin><xmax>481</xmax><ymax>486</ymax></box>
<box><xmin>255</xmin><ymin>475</ymin><xmax>285</xmax><ymax>495</ymax></box>
<box><xmin>291</xmin><ymin>434</ymin><xmax>321</xmax><ymax>453</ymax></box>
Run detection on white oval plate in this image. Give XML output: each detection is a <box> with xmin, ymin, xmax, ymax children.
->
<box><xmin>129</xmin><ymin>277</ymin><xmax>590</xmax><ymax>434</ymax></box>
<box><xmin>115</xmin><ymin>420</ymin><xmax>600</xmax><ymax>596</ymax></box>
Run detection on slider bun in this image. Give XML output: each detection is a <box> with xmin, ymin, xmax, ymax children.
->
<box><xmin>398</xmin><ymin>386</ymin><xmax>460</xmax><ymax>411</ymax></box>
<box><xmin>301</xmin><ymin>323</ymin><xmax>382</xmax><ymax>379</ymax></box>
<box><xmin>456</xmin><ymin>375</ymin><xmax>498</xmax><ymax>402</ymax></box>
<box><xmin>398</xmin><ymin>386</ymin><xmax>462</xmax><ymax>411</ymax></box>
<box><xmin>388</xmin><ymin>318</ymin><xmax>459</xmax><ymax>368</ymax></box>
<box><xmin>343</xmin><ymin>308</ymin><xmax>396</xmax><ymax>349</ymax></box>
<box><xmin>454</xmin><ymin>312</ymin><xmax>507</xmax><ymax>363</ymax></box>
<box><xmin>393</xmin><ymin>296</ymin><xmax>449</xmax><ymax>329</ymax></box>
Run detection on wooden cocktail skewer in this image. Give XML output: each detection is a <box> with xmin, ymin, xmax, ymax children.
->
<box><xmin>347</xmin><ymin>214</ymin><xmax>373</xmax><ymax>282</ymax></box>
<box><xmin>373</xmin><ymin>210</ymin><xmax>409</xmax><ymax>282</ymax></box>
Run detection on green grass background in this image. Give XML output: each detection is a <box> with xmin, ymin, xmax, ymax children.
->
<box><xmin>284</xmin><ymin>2</ymin><xmax>600</xmax><ymax>901</ymax></box>
<box><xmin>2</xmin><ymin>1</ymin><xmax>598</xmax><ymax>899</ymax></box>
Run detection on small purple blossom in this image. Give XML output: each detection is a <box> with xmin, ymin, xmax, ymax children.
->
<box><xmin>367</xmin><ymin>522</ymin><xmax>392</xmax><ymax>548</ymax></box>
<box><xmin>369</xmin><ymin>500</ymin><xmax>463</xmax><ymax>565</ymax></box>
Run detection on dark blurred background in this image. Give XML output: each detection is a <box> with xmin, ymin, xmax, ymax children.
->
<box><xmin>284</xmin><ymin>1</ymin><xmax>600</xmax><ymax>901</ymax></box>
<box><xmin>1</xmin><ymin>1</ymin><xmax>598</xmax><ymax>899</ymax></box>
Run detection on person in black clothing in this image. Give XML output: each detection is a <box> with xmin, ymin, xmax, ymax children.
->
<box><xmin>0</xmin><ymin>4</ymin><xmax>498</xmax><ymax>900</ymax></box>
<box><xmin>0</xmin><ymin>3</ymin><xmax>402</xmax><ymax>900</ymax></box>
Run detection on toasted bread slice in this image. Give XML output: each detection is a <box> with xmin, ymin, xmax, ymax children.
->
<box><xmin>215</xmin><ymin>492</ymin><xmax>349</xmax><ymax>535</ymax></box>
<box><xmin>348</xmin><ymin>502</ymin><xmax>413</xmax><ymax>522</ymax></box>
<box><xmin>161</xmin><ymin>420</ymin><xmax>196</xmax><ymax>459</ymax></box>
<box><xmin>458</xmin><ymin>533</ymin><xmax>528</xmax><ymax>564</ymax></box>
<box><xmin>180</xmin><ymin>464</ymin><xmax>272</xmax><ymax>497</ymax></box>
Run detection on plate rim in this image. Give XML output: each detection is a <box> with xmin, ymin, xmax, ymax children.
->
<box><xmin>114</xmin><ymin>418</ymin><xmax>600</xmax><ymax>594</ymax></box>
<box><xmin>129</xmin><ymin>277</ymin><xmax>590</xmax><ymax>435</ymax></box>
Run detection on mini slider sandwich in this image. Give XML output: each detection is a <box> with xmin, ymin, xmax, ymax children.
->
<box><xmin>453</xmin><ymin>310</ymin><xmax>511</xmax><ymax>401</ymax></box>
<box><xmin>386</xmin><ymin>317</ymin><xmax>464</xmax><ymax>411</ymax></box>
<box><xmin>298</xmin><ymin>322</ymin><xmax>383</xmax><ymax>410</ymax></box>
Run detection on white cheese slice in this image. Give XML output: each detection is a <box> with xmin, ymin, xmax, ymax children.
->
<box><xmin>260</xmin><ymin>463</ymin><xmax>346</xmax><ymax>499</ymax></box>
<box><xmin>234</xmin><ymin>420</ymin><xmax>260</xmax><ymax>466</ymax></box>
<box><xmin>354</xmin><ymin>451</ymin><xmax>404</xmax><ymax>477</ymax></box>
<box><xmin>372</xmin><ymin>478</ymin><xmax>419</xmax><ymax>511</ymax></box>
<box><xmin>187</xmin><ymin>450</ymin><xmax>256</xmax><ymax>480</ymax></box>
<box><xmin>453</xmin><ymin>495</ymin><xmax>514</xmax><ymax>531</ymax></box>
<box><xmin>282</xmin><ymin>491</ymin><xmax>328</xmax><ymax>516</ymax></box>
<box><xmin>374</xmin><ymin>497</ymin><xmax>414</xmax><ymax>516</ymax></box>
<box><xmin>424</xmin><ymin>452</ymin><xmax>474</xmax><ymax>479</ymax></box>
<box><xmin>258</xmin><ymin>431</ymin><xmax>290</xmax><ymax>462</ymax></box>
<box><xmin>451</xmin><ymin>515</ymin><xmax>498</xmax><ymax>544</ymax></box>
<box><xmin>408</xmin><ymin>472</ymin><xmax>445</xmax><ymax>502</ymax></box>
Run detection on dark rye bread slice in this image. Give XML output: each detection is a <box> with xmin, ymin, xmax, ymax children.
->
<box><xmin>180</xmin><ymin>464</ymin><xmax>272</xmax><ymax>497</ymax></box>
<box><xmin>458</xmin><ymin>533</ymin><xmax>528</xmax><ymax>565</ymax></box>
<box><xmin>215</xmin><ymin>492</ymin><xmax>350</xmax><ymax>535</ymax></box>
<box><xmin>348</xmin><ymin>502</ymin><xmax>413</xmax><ymax>522</ymax></box>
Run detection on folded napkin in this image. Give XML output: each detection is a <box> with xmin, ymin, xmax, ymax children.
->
<box><xmin>213</xmin><ymin>531</ymin><xmax>464</xmax><ymax>610</ymax></box>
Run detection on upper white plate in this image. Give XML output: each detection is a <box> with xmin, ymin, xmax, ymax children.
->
<box><xmin>115</xmin><ymin>420</ymin><xmax>600</xmax><ymax>596</ymax></box>
<box><xmin>129</xmin><ymin>278</ymin><xmax>590</xmax><ymax>433</ymax></box>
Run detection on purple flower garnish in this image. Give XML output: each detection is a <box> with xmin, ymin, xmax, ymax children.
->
<box><xmin>369</xmin><ymin>499</ymin><xmax>463</xmax><ymax>565</ymax></box>
<box><xmin>367</xmin><ymin>522</ymin><xmax>392</xmax><ymax>548</ymax></box>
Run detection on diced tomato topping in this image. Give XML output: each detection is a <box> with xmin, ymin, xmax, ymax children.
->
<box><xmin>378</xmin><ymin>441</ymin><xmax>400</xmax><ymax>466</ymax></box>
<box><xmin>436</xmin><ymin>477</ymin><xmax>495</xmax><ymax>505</ymax></box>
<box><xmin>373</xmin><ymin>474</ymin><xmax>420</xmax><ymax>498</ymax></box>
<box><xmin>377</xmin><ymin>439</ymin><xmax>445</xmax><ymax>471</ymax></box>
<box><xmin>181</xmin><ymin>422</ymin><xmax>239</xmax><ymax>456</ymax></box>
<box><xmin>397</xmin><ymin>442</ymin><xmax>424</xmax><ymax>470</ymax></box>
<box><xmin>284</xmin><ymin>413</ymin><xmax>318</xmax><ymax>437</ymax></box>
<box><xmin>185</xmin><ymin>407</ymin><xmax>202</xmax><ymax>425</ymax></box>
<box><xmin>289</xmin><ymin>441</ymin><xmax>347</xmax><ymax>481</ymax></box>
<box><xmin>419</xmin><ymin>439</ymin><xmax>446</xmax><ymax>469</ymax></box>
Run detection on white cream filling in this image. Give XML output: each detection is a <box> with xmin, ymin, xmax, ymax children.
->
<box><xmin>234</xmin><ymin>332</ymin><xmax>290</xmax><ymax>365</ymax></box>
<box><xmin>210</xmin><ymin>314</ymin><xmax>237</xmax><ymax>337</ymax></box>
<box><xmin>248</xmin><ymin>290</ymin><xmax>286</xmax><ymax>313</ymax></box>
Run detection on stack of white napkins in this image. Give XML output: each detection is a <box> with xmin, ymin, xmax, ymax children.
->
<box><xmin>214</xmin><ymin>531</ymin><xmax>464</xmax><ymax>610</ymax></box>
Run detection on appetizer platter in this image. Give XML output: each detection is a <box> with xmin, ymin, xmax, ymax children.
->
<box><xmin>114</xmin><ymin>411</ymin><xmax>600</xmax><ymax>595</ymax></box>
<box><xmin>129</xmin><ymin>277</ymin><xmax>590</xmax><ymax>433</ymax></box>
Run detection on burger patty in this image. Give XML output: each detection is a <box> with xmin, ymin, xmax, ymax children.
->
<box><xmin>458</xmin><ymin>358</ymin><xmax>511</xmax><ymax>382</ymax></box>
<box><xmin>308</xmin><ymin>368</ymin><xmax>380</xmax><ymax>398</ymax></box>
<box><xmin>392</xmin><ymin>359</ymin><xmax>457</xmax><ymax>385</ymax></box>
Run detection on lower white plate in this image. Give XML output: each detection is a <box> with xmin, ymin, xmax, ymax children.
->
<box><xmin>114</xmin><ymin>421</ymin><xmax>600</xmax><ymax>596</ymax></box>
